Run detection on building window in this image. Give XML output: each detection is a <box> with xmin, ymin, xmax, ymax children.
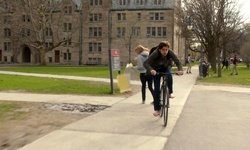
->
<box><xmin>68</xmin><ymin>53</ymin><xmax>71</xmax><ymax>60</ymax></box>
<box><xmin>49</xmin><ymin>57</ymin><xmax>52</xmax><ymax>63</ymax></box>
<box><xmin>63</xmin><ymin>52</ymin><xmax>71</xmax><ymax>61</ymax></box>
<box><xmin>4</xmin><ymin>28</ymin><xmax>11</xmax><ymax>37</ymax></box>
<box><xmin>90</xmin><ymin>0</ymin><xmax>102</xmax><ymax>6</ymax></box>
<box><xmin>132</xmin><ymin>27</ymin><xmax>140</xmax><ymax>37</ymax></box>
<box><xmin>147</xmin><ymin>27</ymin><xmax>166</xmax><ymax>37</ymax></box>
<box><xmin>45</xmin><ymin>28</ymin><xmax>53</xmax><ymax>37</ymax></box>
<box><xmin>88</xmin><ymin>57</ymin><xmax>101</xmax><ymax>65</ymax></box>
<box><xmin>135</xmin><ymin>0</ymin><xmax>143</xmax><ymax>5</ymax></box>
<box><xmin>89</xmin><ymin>27</ymin><xmax>102</xmax><ymax>37</ymax></box>
<box><xmin>117</xmin><ymin>13</ymin><xmax>126</xmax><ymax>21</ymax></box>
<box><xmin>64</xmin><ymin>39</ymin><xmax>71</xmax><ymax>47</ymax></box>
<box><xmin>22</xmin><ymin>15</ymin><xmax>30</xmax><ymax>22</ymax></box>
<box><xmin>137</xmin><ymin>13</ymin><xmax>141</xmax><ymax>21</ymax></box>
<box><xmin>47</xmin><ymin>0</ymin><xmax>52</xmax><ymax>7</ymax></box>
<box><xmin>4</xmin><ymin>56</ymin><xmax>7</xmax><ymax>62</ymax></box>
<box><xmin>64</xmin><ymin>23</ymin><xmax>72</xmax><ymax>32</ymax></box>
<box><xmin>88</xmin><ymin>42</ymin><xmax>102</xmax><ymax>52</ymax></box>
<box><xmin>64</xmin><ymin>6</ymin><xmax>72</xmax><ymax>14</ymax></box>
<box><xmin>154</xmin><ymin>0</ymin><xmax>162</xmax><ymax>5</ymax></box>
<box><xmin>118</xmin><ymin>0</ymin><xmax>129</xmax><ymax>5</ymax></box>
<box><xmin>149</xmin><ymin>12</ymin><xmax>164</xmax><ymax>21</ymax></box>
<box><xmin>21</xmin><ymin>28</ymin><xmax>30</xmax><ymax>37</ymax></box>
<box><xmin>89</xmin><ymin>13</ymin><xmax>102</xmax><ymax>22</ymax></box>
<box><xmin>117</xmin><ymin>27</ymin><xmax>126</xmax><ymax>37</ymax></box>
<box><xmin>45</xmin><ymin>42</ymin><xmax>53</xmax><ymax>48</ymax></box>
<box><xmin>4</xmin><ymin>42</ymin><xmax>11</xmax><ymax>51</ymax></box>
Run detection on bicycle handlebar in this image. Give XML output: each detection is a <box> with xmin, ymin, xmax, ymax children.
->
<box><xmin>156</xmin><ymin>72</ymin><xmax>178</xmax><ymax>76</ymax></box>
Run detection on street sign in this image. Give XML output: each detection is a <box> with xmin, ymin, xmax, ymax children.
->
<box><xmin>111</xmin><ymin>49</ymin><xmax>120</xmax><ymax>71</ymax></box>
<box><xmin>111</xmin><ymin>49</ymin><xmax>120</xmax><ymax>57</ymax></box>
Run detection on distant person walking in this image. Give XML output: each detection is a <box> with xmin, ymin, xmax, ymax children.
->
<box><xmin>186</xmin><ymin>54</ymin><xmax>192</xmax><ymax>74</ymax></box>
<box><xmin>230</xmin><ymin>55</ymin><xmax>238</xmax><ymax>75</ymax></box>
<box><xmin>221</xmin><ymin>58</ymin><xmax>229</xmax><ymax>70</ymax></box>
<box><xmin>134</xmin><ymin>45</ymin><xmax>154</xmax><ymax>104</ymax></box>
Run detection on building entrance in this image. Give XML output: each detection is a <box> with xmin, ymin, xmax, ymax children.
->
<box><xmin>23</xmin><ymin>47</ymin><xmax>31</xmax><ymax>63</ymax></box>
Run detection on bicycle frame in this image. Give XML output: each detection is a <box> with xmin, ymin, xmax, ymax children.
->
<box><xmin>157</xmin><ymin>72</ymin><xmax>175</xmax><ymax>127</ymax></box>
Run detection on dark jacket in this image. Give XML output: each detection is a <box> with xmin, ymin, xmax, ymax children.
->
<box><xmin>143</xmin><ymin>49</ymin><xmax>183</xmax><ymax>72</ymax></box>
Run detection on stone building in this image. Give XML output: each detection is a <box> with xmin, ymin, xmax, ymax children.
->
<box><xmin>0</xmin><ymin>0</ymin><xmax>185</xmax><ymax>66</ymax></box>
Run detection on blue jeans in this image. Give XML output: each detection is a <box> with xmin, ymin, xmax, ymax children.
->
<box><xmin>153</xmin><ymin>68</ymin><xmax>173</xmax><ymax>111</ymax></box>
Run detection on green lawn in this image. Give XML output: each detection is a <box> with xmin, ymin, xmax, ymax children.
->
<box><xmin>0</xmin><ymin>74</ymin><xmax>119</xmax><ymax>95</ymax></box>
<box><xmin>199</xmin><ymin>66</ymin><xmax>250</xmax><ymax>86</ymax></box>
<box><xmin>0</xmin><ymin>66</ymin><xmax>248</xmax><ymax>96</ymax></box>
<box><xmin>0</xmin><ymin>66</ymin><xmax>123</xmax><ymax>78</ymax></box>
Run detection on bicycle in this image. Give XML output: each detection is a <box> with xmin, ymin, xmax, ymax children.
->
<box><xmin>157</xmin><ymin>72</ymin><xmax>176</xmax><ymax>127</ymax></box>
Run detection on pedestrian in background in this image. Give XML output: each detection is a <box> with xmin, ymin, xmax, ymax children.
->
<box><xmin>186</xmin><ymin>54</ymin><xmax>192</xmax><ymax>74</ymax></box>
<box><xmin>222</xmin><ymin>58</ymin><xmax>229</xmax><ymax>70</ymax></box>
<box><xmin>231</xmin><ymin>55</ymin><xmax>238</xmax><ymax>75</ymax></box>
<box><xmin>134</xmin><ymin>45</ymin><xmax>154</xmax><ymax>104</ymax></box>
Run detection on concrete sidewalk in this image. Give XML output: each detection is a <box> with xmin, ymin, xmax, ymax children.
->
<box><xmin>0</xmin><ymin>67</ymin><xmax>198</xmax><ymax>150</ymax></box>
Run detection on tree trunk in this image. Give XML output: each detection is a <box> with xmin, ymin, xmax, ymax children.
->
<box><xmin>208</xmin><ymin>48</ymin><xmax>217</xmax><ymax>72</ymax></box>
<box><xmin>40</xmin><ymin>48</ymin><xmax>46</xmax><ymax>65</ymax></box>
<box><xmin>217</xmin><ymin>55</ymin><xmax>222</xmax><ymax>77</ymax></box>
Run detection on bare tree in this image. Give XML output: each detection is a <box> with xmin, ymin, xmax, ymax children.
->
<box><xmin>115</xmin><ymin>14</ymin><xmax>141</xmax><ymax>63</ymax></box>
<box><xmin>179</xmin><ymin>0</ymin><xmax>244</xmax><ymax>77</ymax></box>
<box><xmin>241</xmin><ymin>24</ymin><xmax>250</xmax><ymax>68</ymax></box>
<box><xmin>0</xmin><ymin>0</ymin><xmax>80</xmax><ymax>65</ymax></box>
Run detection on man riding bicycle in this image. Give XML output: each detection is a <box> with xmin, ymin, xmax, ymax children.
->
<box><xmin>143</xmin><ymin>41</ymin><xmax>183</xmax><ymax>116</ymax></box>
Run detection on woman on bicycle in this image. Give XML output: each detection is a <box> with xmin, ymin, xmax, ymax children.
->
<box><xmin>143</xmin><ymin>41</ymin><xmax>183</xmax><ymax>116</ymax></box>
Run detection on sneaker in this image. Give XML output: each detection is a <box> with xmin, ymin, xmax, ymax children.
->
<box><xmin>170</xmin><ymin>94</ymin><xmax>175</xmax><ymax>99</ymax></box>
<box><xmin>153</xmin><ymin>111</ymin><xmax>160</xmax><ymax>117</ymax></box>
<box><xmin>189</xmin><ymin>71</ymin><xmax>192</xmax><ymax>74</ymax></box>
<box><xmin>186</xmin><ymin>72</ymin><xmax>189</xmax><ymax>74</ymax></box>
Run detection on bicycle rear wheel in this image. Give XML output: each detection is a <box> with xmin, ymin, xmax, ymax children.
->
<box><xmin>163</xmin><ymin>87</ymin><xmax>169</xmax><ymax>127</ymax></box>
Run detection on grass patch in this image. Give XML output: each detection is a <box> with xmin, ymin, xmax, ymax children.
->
<box><xmin>0</xmin><ymin>66</ymin><xmax>123</xmax><ymax>78</ymax></box>
<box><xmin>0</xmin><ymin>74</ymin><xmax>119</xmax><ymax>95</ymax></box>
<box><xmin>199</xmin><ymin>66</ymin><xmax>250</xmax><ymax>86</ymax></box>
<box><xmin>0</xmin><ymin>102</ymin><xmax>18</xmax><ymax>120</ymax></box>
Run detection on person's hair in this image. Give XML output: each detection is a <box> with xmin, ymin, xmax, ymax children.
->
<box><xmin>158</xmin><ymin>41</ymin><xmax>170</xmax><ymax>50</ymax></box>
<box><xmin>134</xmin><ymin>45</ymin><xmax>150</xmax><ymax>53</ymax></box>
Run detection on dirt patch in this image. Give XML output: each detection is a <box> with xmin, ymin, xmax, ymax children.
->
<box><xmin>0</xmin><ymin>85</ymin><xmax>141</xmax><ymax>150</ymax></box>
<box><xmin>0</xmin><ymin>101</ymin><xmax>108</xmax><ymax>150</ymax></box>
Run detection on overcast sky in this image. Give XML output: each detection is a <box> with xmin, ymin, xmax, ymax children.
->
<box><xmin>238</xmin><ymin>0</ymin><xmax>250</xmax><ymax>22</ymax></box>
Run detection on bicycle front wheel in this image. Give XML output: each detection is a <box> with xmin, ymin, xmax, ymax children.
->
<box><xmin>159</xmin><ymin>85</ymin><xmax>164</xmax><ymax>118</ymax></box>
<box><xmin>163</xmin><ymin>87</ymin><xmax>169</xmax><ymax>127</ymax></box>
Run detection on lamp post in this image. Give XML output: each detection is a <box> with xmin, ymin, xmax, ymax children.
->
<box><xmin>187</xmin><ymin>17</ymin><xmax>203</xmax><ymax>78</ymax></box>
<box><xmin>197</xmin><ymin>43</ymin><xmax>203</xmax><ymax>78</ymax></box>
<box><xmin>108</xmin><ymin>0</ymin><xmax>114</xmax><ymax>94</ymax></box>
<box><xmin>78</xmin><ymin>0</ymin><xmax>83</xmax><ymax>66</ymax></box>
